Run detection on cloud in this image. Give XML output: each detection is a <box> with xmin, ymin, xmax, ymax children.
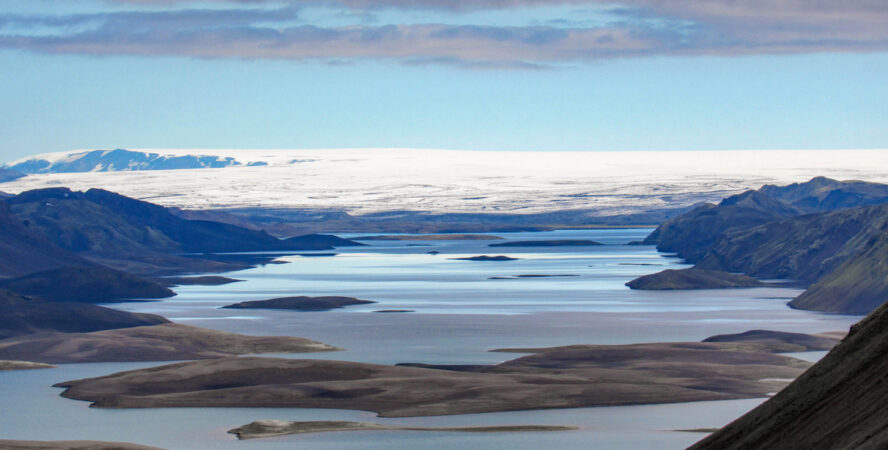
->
<box><xmin>0</xmin><ymin>1</ymin><xmax>886</xmax><ymax>68</ymax></box>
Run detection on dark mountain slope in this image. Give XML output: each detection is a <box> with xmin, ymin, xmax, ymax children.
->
<box><xmin>5</xmin><ymin>188</ymin><xmax>362</xmax><ymax>275</ymax></box>
<box><xmin>0</xmin><ymin>289</ymin><xmax>168</xmax><ymax>339</ymax></box>
<box><xmin>760</xmin><ymin>176</ymin><xmax>888</xmax><ymax>213</ymax></box>
<box><xmin>696</xmin><ymin>203</ymin><xmax>888</xmax><ymax>283</ymax></box>
<box><xmin>8</xmin><ymin>188</ymin><xmax>362</xmax><ymax>254</ymax></box>
<box><xmin>0</xmin><ymin>266</ymin><xmax>175</xmax><ymax>303</ymax></box>
<box><xmin>642</xmin><ymin>191</ymin><xmax>797</xmax><ymax>262</ymax></box>
<box><xmin>788</xmin><ymin>229</ymin><xmax>888</xmax><ymax>314</ymax></box>
<box><xmin>691</xmin><ymin>298</ymin><xmax>888</xmax><ymax>449</ymax></box>
<box><xmin>0</xmin><ymin>201</ymin><xmax>96</xmax><ymax>278</ymax></box>
<box><xmin>643</xmin><ymin>177</ymin><xmax>888</xmax><ymax>263</ymax></box>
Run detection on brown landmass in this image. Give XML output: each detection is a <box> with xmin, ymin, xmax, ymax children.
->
<box><xmin>228</xmin><ymin>420</ymin><xmax>576</xmax><ymax>439</ymax></box>
<box><xmin>221</xmin><ymin>296</ymin><xmax>376</xmax><ymax>312</ymax></box>
<box><xmin>55</xmin><ymin>330</ymin><xmax>835</xmax><ymax>417</ymax></box>
<box><xmin>0</xmin><ymin>440</ymin><xmax>162</xmax><ymax>450</ymax></box>
<box><xmin>0</xmin><ymin>360</ymin><xmax>55</xmax><ymax>371</ymax></box>
<box><xmin>353</xmin><ymin>234</ymin><xmax>503</xmax><ymax>241</ymax></box>
<box><xmin>0</xmin><ymin>323</ymin><xmax>339</xmax><ymax>364</ymax></box>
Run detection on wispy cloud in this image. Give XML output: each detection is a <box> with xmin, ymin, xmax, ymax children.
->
<box><xmin>0</xmin><ymin>1</ymin><xmax>885</xmax><ymax>68</ymax></box>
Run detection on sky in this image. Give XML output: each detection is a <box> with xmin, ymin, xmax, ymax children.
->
<box><xmin>0</xmin><ymin>0</ymin><xmax>886</xmax><ymax>162</ymax></box>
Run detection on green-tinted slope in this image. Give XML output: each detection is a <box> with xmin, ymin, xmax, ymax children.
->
<box><xmin>789</xmin><ymin>230</ymin><xmax>888</xmax><ymax>314</ymax></box>
<box><xmin>644</xmin><ymin>177</ymin><xmax>888</xmax><ymax>263</ymax></box>
<box><xmin>697</xmin><ymin>203</ymin><xmax>888</xmax><ymax>283</ymax></box>
<box><xmin>643</xmin><ymin>191</ymin><xmax>798</xmax><ymax>262</ymax></box>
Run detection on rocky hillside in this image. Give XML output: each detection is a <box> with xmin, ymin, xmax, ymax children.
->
<box><xmin>788</xmin><ymin>230</ymin><xmax>888</xmax><ymax>314</ymax></box>
<box><xmin>696</xmin><ymin>203</ymin><xmax>888</xmax><ymax>283</ymax></box>
<box><xmin>0</xmin><ymin>289</ymin><xmax>168</xmax><ymax>339</ymax></box>
<box><xmin>691</xmin><ymin>296</ymin><xmax>888</xmax><ymax>449</ymax></box>
<box><xmin>4</xmin><ymin>188</ymin><xmax>361</xmax><ymax>275</ymax></box>
<box><xmin>0</xmin><ymin>266</ymin><xmax>175</xmax><ymax>303</ymax></box>
<box><xmin>643</xmin><ymin>177</ymin><xmax>888</xmax><ymax>263</ymax></box>
<box><xmin>0</xmin><ymin>201</ymin><xmax>95</xmax><ymax>278</ymax></box>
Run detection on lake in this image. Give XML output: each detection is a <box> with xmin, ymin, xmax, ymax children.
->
<box><xmin>0</xmin><ymin>229</ymin><xmax>862</xmax><ymax>449</ymax></box>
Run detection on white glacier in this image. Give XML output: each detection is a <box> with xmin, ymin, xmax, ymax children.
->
<box><xmin>2</xmin><ymin>148</ymin><xmax>888</xmax><ymax>215</ymax></box>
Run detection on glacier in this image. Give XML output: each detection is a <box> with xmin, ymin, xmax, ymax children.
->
<box><xmin>2</xmin><ymin>148</ymin><xmax>888</xmax><ymax>215</ymax></box>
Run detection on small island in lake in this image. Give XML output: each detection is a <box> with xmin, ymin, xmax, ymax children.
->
<box><xmin>489</xmin><ymin>240</ymin><xmax>602</xmax><ymax>247</ymax></box>
<box><xmin>626</xmin><ymin>268</ymin><xmax>765</xmax><ymax>290</ymax></box>
<box><xmin>0</xmin><ymin>360</ymin><xmax>56</xmax><ymax>371</ymax></box>
<box><xmin>229</xmin><ymin>420</ymin><xmax>576</xmax><ymax>439</ymax></box>
<box><xmin>354</xmin><ymin>234</ymin><xmax>503</xmax><ymax>241</ymax></box>
<box><xmin>159</xmin><ymin>276</ymin><xmax>243</xmax><ymax>286</ymax></box>
<box><xmin>451</xmin><ymin>255</ymin><xmax>519</xmax><ymax>261</ymax></box>
<box><xmin>222</xmin><ymin>296</ymin><xmax>376</xmax><ymax>311</ymax></box>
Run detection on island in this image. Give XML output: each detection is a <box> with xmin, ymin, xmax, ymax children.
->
<box><xmin>0</xmin><ymin>323</ymin><xmax>339</xmax><ymax>364</ymax></box>
<box><xmin>0</xmin><ymin>440</ymin><xmax>162</xmax><ymax>450</ymax></box>
<box><xmin>0</xmin><ymin>360</ymin><xmax>55</xmax><ymax>371</ymax></box>
<box><xmin>451</xmin><ymin>255</ymin><xmax>519</xmax><ymax>261</ymax></box>
<box><xmin>354</xmin><ymin>234</ymin><xmax>503</xmax><ymax>241</ymax></box>
<box><xmin>159</xmin><ymin>276</ymin><xmax>243</xmax><ymax>286</ymax></box>
<box><xmin>228</xmin><ymin>420</ymin><xmax>576</xmax><ymax>439</ymax></box>
<box><xmin>54</xmin><ymin>330</ymin><xmax>835</xmax><ymax>417</ymax></box>
<box><xmin>221</xmin><ymin>296</ymin><xmax>376</xmax><ymax>311</ymax></box>
<box><xmin>625</xmin><ymin>268</ymin><xmax>765</xmax><ymax>290</ymax></box>
<box><xmin>0</xmin><ymin>266</ymin><xmax>175</xmax><ymax>303</ymax></box>
<box><xmin>489</xmin><ymin>274</ymin><xmax>579</xmax><ymax>280</ymax></box>
<box><xmin>489</xmin><ymin>240</ymin><xmax>602</xmax><ymax>247</ymax></box>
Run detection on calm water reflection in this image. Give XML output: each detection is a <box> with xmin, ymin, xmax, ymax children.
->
<box><xmin>0</xmin><ymin>229</ymin><xmax>860</xmax><ymax>449</ymax></box>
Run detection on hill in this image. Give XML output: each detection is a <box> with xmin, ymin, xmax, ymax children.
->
<box><xmin>0</xmin><ymin>200</ymin><xmax>96</xmax><ymax>278</ymax></box>
<box><xmin>643</xmin><ymin>177</ymin><xmax>888</xmax><ymax>262</ymax></box>
<box><xmin>626</xmin><ymin>269</ymin><xmax>764</xmax><ymax>290</ymax></box>
<box><xmin>760</xmin><ymin>176</ymin><xmax>888</xmax><ymax>213</ymax></box>
<box><xmin>787</xmin><ymin>229</ymin><xmax>888</xmax><ymax>314</ymax></box>
<box><xmin>6</xmin><ymin>148</ymin><xmax>242</xmax><ymax>173</ymax></box>
<box><xmin>0</xmin><ymin>168</ymin><xmax>24</xmax><ymax>182</ymax></box>
<box><xmin>691</xmin><ymin>296</ymin><xmax>888</xmax><ymax>449</ymax></box>
<box><xmin>696</xmin><ymin>203</ymin><xmax>888</xmax><ymax>283</ymax></box>
<box><xmin>0</xmin><ymin>266</ymin><xmax>175</xmax><ymax>303</ymax></box>
<box><xmin>5</xmin><ymin>188</ymin><xmax>362</xmax><ymax>275</ymax></box>
<box><xmin>642</xmin><ymin>191</ymin><xmax>798</xmax><ymax>262</ymax></box>
<box><xmin>0</xmin><ymin>289</ymin><xmax>168</xmax><ymax>339</ymax></box>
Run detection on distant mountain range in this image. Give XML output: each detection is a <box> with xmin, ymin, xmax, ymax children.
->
<box><xmin>6</xmin><ymin>149</ymin><xmax>246</xmax><ymax>173</ymax></box>
<box><xmin>636</xmin><ymin>177</ymin><xmax>888</xmax><ymax>315</ymax></box>
<box><xmin>644</xmin><ymin>176</ymin><xmax>888</xmax><ymax>262</ymax></box>
<box><xmin>0</xmin><ymin>168</ymin><xmax>24</xmax><ymax>182</ymax></box>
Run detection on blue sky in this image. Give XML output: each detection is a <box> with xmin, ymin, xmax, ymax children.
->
<box><xmin>1</xmin><ymin>0</ymin><xmax>886</xmax><ymax>161</ymax></box>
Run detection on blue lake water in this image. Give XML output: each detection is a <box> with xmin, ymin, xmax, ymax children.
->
<box><xmin>0</xmin><ymin>229</ymin><xmax>863</xmax><ymax>449</ymax></box>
